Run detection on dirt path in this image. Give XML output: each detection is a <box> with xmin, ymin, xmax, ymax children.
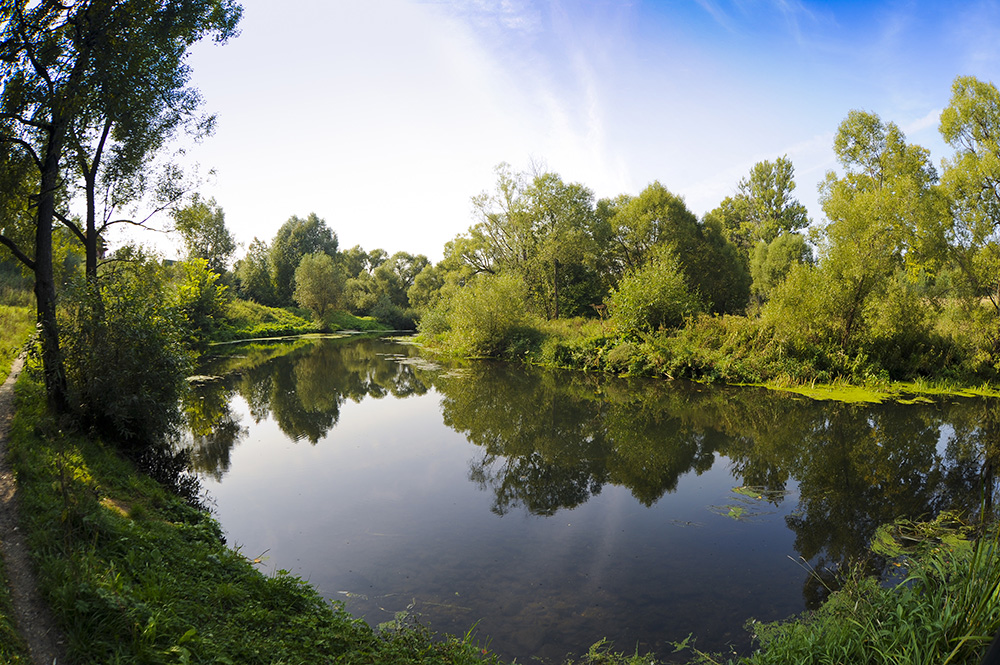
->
<box><xmin>0</xmin><ymin>355</ymin><xmax>67</xmax><ymax>664</ymax></box>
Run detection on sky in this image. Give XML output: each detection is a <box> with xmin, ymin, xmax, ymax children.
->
<box><xmin>137</xmin><ymin>0</ymin><xmax>1000</xmax><ymax>263</ymax></box>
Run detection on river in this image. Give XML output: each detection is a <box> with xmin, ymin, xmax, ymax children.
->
<box><xmin>181</xmin><ymin>334</ymin><xmax>999</xmax><ymax>663</ymax></box>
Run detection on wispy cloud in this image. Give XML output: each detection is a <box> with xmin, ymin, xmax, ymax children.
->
<box><xmin>693</xmin><ymin>0</ymin><xmax>737</xmax><ymax>32</ymax></box>
<box><xmin>428</xmin><ymin>0</ymin><xmax>543</xmax><ymax>42</ymax></box>
<box><xmin>903</xmin><ymin>108</ymin><xmax>942</xmax><ymax>136</ymax></box>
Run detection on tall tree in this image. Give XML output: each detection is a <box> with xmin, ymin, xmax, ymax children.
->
<box><xmin>172</xmin><ymin>194</ymin><xmax>237</xmax><ymax>274</ymax></box>
<box><xmin>234</xmin><ymin>237</ymin><xmax>274</xmax><ymax>304</ymax></box>
<box><xmin>269</xmin><ymin>213</ymin><xmax>338</xmax><ymax>305</ymax></box>
<box><xmin>816</xmin><ymin>110</ymin><xmax>942</xmax><ymax>349</ymax></box>
<box><xmin>609</xmin><ymin>182</ymin><xmax>749</xmax><ymax>314</ymax></box>
<box><xmin>939</xmin><ymin>75</ymin><xmax>1000</xmax><ymax>314</ymax></box>
<box><xmin>293</xmin><ymin>252</ymin><xmax>342</xmax><ymax>321</ymax></box>
<box><xmin>456</xmin><ymin>163</ymin><xmax>603</xmax><ymax>319</ymax></box>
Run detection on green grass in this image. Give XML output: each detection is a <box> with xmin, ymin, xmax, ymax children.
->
<box><xmin>215</xmin><ymin>299</ymin><xmax>388</xmax><ymax>342</ymax></box>
<box><xmin>0</xmin><ymin>305</ymin><xmax>33</xmax><ymax>379</ymax></box>
<box><xmin>215</xmin><ymin>299</ymin><xmax>318</xmax><ymax>340</ymax></box>
<box><xmin>732</xmin><ymin>530</ymin><xmax>1000</xmax><ymax>665</ymax></box>
<box><xmin>6</xmin><ymin>363</ymin><xmax>503</xmax><ymax>665</ymax></box>
<box><xmin>322</xmin><ymin>309</ymin><xmax>388</xmax><ymax>332</ymax></box>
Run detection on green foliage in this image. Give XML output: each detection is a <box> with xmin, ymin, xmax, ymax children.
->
<box><xmin>61</xmin><ymin>247</ymin><xmax>191</xmax><ymax>451</ymax></box>
<box><xmin>235</xmin><ymin>237</ymin><xmax>276</xmax><ymax>305</ymax></box>
<box><xmin>369</xmin><ymin>295</ymin><xmax>416</xmax><ymax>330</ymax></box>
<box><xmin>173</xmin><ymin>258</ymin><xmax>230</xmax><ymax>349</ymax></box>
<box><xmin>171</xmin><ymin>194</ymin><xmax>237</xmax><ymax>274</ymax></box>
<box><xmin>270</xmin><ymin>213</ymin><xmax>339</xmax><ymax>305</ymax></box>
<box><xmin>0</xmin><ymin>258</ymin><xmax>33</xmax><ymax>307</ymax></box>
<box><xmin>218</xmin><ymin>299</ymin><xmax>317</xmax><ymax>340</ymax></box>
<box><xmin>322</xmin><ymin>309</ymin><xmax>388</xmax><ymax>332</ymax></box>
<box><xmin>749</xmin><ymin>232</ymin><xmax>812</xmax><ymax>300</ymax></box>
<box><xmin>0</xmin><ymin>304</ymin><xmax>33</xmax><ymax>379</ymax></box>
<box><xmin>611</xmin><ymin>182</ymin><xmax>749</xmax><ymax>314</ymax></box>
<box><xmin>0</xmin><ymin>549</ymin><xmax>30</xmax><ymax>664</ymax></box>
<box><xmin>407</xmin><ymin>263</ymin><xmax>446</xmax><ymax>312</ymax></box>
<box><xmin>608</xmin><ymin>244</ymin><xmax>701</xmax><ymax>335</ymax></box>
<box><xmin>446</xmin><ymin>273</ymin><xmax>531</xmax><ymax>357</ymax></box>
<box><xmin>457</xmin><ymin>163</ymin><xmax>606</xmax><ymax>319</ymax></box>
<box><xmin>741</xmin><ymin>529</ymin><xmax>1000</xmax><ymax>665</ymax></box>
<box><xmin>710</xmin><ymin>156</ymin><xmax>810</xmax><ymax>262</ymax></box>
<box><xmin>940</xmin><ymin>75</ymin><xmax>1000</xmax><ymax>317</ymax></box>
<box><xmin>293</xmin><ymin>252</ymin><xmax>344</xmax><ymax>323</ymax></box>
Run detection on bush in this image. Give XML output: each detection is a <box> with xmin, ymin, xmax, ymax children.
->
<box><xmin>173</xmin><ymin>258</ymin><xmax>230</xmax><ymax>350</ymax></box>
<box><xmin>608</xmin><ymin>245</ymin><xmax>701</xmax><ymax>336</ymax></box>
<box><xmin>446</xmin><ymin>273</ymin><xmax>529</xmax><ymax>357</ymax></box>
<box><xmin>370</xmin><ymin>295</ymin><xmax>416</xmax><ymax>330</ymax></box>
<box><xmin>61</xmin><ymin>248</ymin><xmax>191</xmax><ymax>452</ymax></box>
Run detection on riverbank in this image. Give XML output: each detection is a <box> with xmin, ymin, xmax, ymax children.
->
<box><xmin>418</xmin><ymin>312</ymin><xmax>1000</xmax><ymax>404</ymax></box>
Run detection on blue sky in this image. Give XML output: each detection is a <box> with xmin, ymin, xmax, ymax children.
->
<box><xmin>150</xmin><ymin>0</ymin><xmax>1000</xmax><ymax>262</ymax></box>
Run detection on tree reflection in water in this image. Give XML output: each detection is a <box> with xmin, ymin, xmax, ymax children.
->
<box><xmin>182</xmin><ymin>336</ymin><xmax>1000</xmax><ymax>606</ymax></box>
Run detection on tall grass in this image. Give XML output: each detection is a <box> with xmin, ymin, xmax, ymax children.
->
<box><xmin>0</xmin><ymin>305</ymin><xmax>33</xmax><ymax>380</ymax></box>
<box><xmin>741</xmin><ymin>527</ymin><xmax>1000</xmax><ymax>665</ymax></box>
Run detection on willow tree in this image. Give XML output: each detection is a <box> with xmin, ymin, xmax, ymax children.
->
<box><xmin>940</xmin><ymin>75</ymin><xmax>1000</xmax><ymax>314</ymax></box>
<box><xmin>816</xmin><ymin>110</ymin><xmax>943</xmax><ymax>349</ymax></box>
<box><xmin>0</xmin><ymin>0</ymin><xmax>241</xmax><ymax>408</ymax></box>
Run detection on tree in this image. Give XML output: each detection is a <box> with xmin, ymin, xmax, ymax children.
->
<box><xmin>455</xmin><ymin>163</ymin><xmax>604</xmax><ymax>319</ymax></box>
<box><xmin>0</xmin><ymin>0</ymin><xmax>240</xmax><ymax>408</ymax></box>
<box><xmin>750</xmin><ymin>232</ymin><xmax>813</xmax><ymax>301</ymax></box>
<box><xmin>939</xmin><ymin>75</ymin><xmax>1000</xmax><ymax>314</ymax></box>
<box><xmin>407</xmin><ymin>263</ymin><xmax>445</xmax><ymax>312</ymax></box>
<box><xmin>59</xmin><ymin>0</ymin><xmax>240</xmax><ymax>282</ymax></box>
<box><xmin>609</xmin><ymin>182</ymin><xmax>749</xmax><ymax>314</ymax></box>
<box><xmin>372</xmin><ymin>251</ymin><xmax>430</xmax><ymax>308</ymax></box>
<box><xmin>173</xmin><ymin>257</ymin><xmax>229</xmax><ymax>348</ymax></box>
<box><xmin>293</xmin><ymin>252</ymin><xmax>343</xmax><ymax>321</ymax></box>
<box><xmin>816</xmin><ymin>110</ymin><xmax>943</xmax><ymax>349</ymax></box>
<box><xmin>339</xmin><ymin>244</ymin><xmax>370</xmax><ymax>279</ymax></box>
<box><xmin>172</xmin><ymin>194</ymin><xmax>237</xmax><ymax>274</ymax></box>
<box><xmin>270</xmin><ymin>213</ymin><xmax>338</xmax><ymax>305</ymax></box>
<box><xmin>234</xmin><ymin>237</ymin><xmax>275</xmax><ymax>305</ymax></box>
<box><xmin>61</xmin><ymin>245</ymin><xmax>190</xmax><ymax>448</ymax></box>
<box><xmin>607</xmin><ymin>182</ymin><xmax>698</xmax><ymax>276</ymax></box>
<box><xmin>447</xmin><ymin>273</ymin><xmax>529</xmax><ymax>357</ymax></box>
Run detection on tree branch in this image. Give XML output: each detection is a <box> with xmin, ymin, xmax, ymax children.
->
<box><xmin>53</xmin><ymin>210</ymin><xmax>86</xmax><ymax>244</ymax></box>
<box><xmin>0</xmin><ymin>135</ymin><xmax>43</xmax><ymax>171</ymax></box>
<box><xmin>0</xmin><ymin>233</ymin><xmax>35</xmax><ymax>271</ymax></box>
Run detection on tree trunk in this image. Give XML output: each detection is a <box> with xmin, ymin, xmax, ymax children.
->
<box><xmin>35</xmin><ymin>127</ymin><xmax>69</xmax><ymax>412</ymax></box>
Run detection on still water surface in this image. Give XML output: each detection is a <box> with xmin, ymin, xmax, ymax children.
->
<box><xmin>182</xmin><ymin>335</ymin><xmax>999</xmax><ymax>663</ymax></box>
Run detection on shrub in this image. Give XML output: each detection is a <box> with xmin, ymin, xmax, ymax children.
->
<box><xmin>61</xmin><ymin>247</ymin><xmax>191</xmax><ymax>452</ymax></box>
<box><xmin>446</xmin><ymin>273</ymin><xmax>529</xmax><ymax>357</ymax></box>
<box><xmin>369</xmin><ymin>295</ymin><xmax>416</xmax><ymax>330</ymax></box>
<box><xmin>608</xmin><ymin>245</ymin><xmax>701</xmax><ymax>336</ymax></box>
<box><xmin>173</xmin><ymin>258</ymin><xmax>230</xmax><ymax>349</ymax></box>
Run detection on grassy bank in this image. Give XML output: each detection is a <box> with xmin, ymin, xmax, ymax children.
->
<box><xmin>419</xmin><ymin>312</ymin><xmax>1000</xmax><ymax>403</ymax></box>
<box><xmin>215</xmin><ymin>299</ymin><xmax>388</xmax><ymax>343</ymax></box>
<box><xmin>0</xmin><ymin>304</ymin><xmax>37</xmax><ymax>665</ymax></box>
<box><xmin>0</xmin><ymin>305</ymin><xmax>33</xmax><ymax>379</ymax></box>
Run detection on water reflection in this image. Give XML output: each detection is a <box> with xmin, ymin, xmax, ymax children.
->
<box><xmin>182</xmin><ymin>336</ymin><xmax>1000</xmax><ymax>626</ymax></box>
